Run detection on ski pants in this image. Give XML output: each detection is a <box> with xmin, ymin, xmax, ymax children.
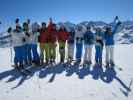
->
<box><xmin>68</xmin><ymin>43</ymin><xmax>74</xmax><ymax>59</ymax></box>
<box><xmin>59</xmin><ymin>42</ymin><xmax>65</xmax><ymax>62</ymax></box>
<box><xmin>31</xmin><ymin>44</ymin><xmax>40</xmax><ymax>62</ymax></box>
<box><xmin>14</xmin><ymin>46</ymin><xmax>23</xmax><ymax>65</ymax></box>
<box><xmin>84</xmin><ymin>44</ymin><xmax>93</xmax><ymax>62</ymax></box>
<box><xmin>40</xmin><ymin>43</ymin><xmax>50</xmax><ymax>61</ymax></box>
<box><xmin>23</xmin><ymin>44</ymin><xmax>32</xmax><ymax>63</ymax></box>
<box><xmin>95</xmin><ymin>45</ymin><xmax>103</xmax><ymax>63</ymax></box>
<box><xmin>76</xmin><ymin>42</ymin><xmax>83</xmax><ymax>60</ymax></box>
<box><xmin>49</xmin><ymin>42</ymin><xmax>56</xmax><ymax>60</ymax></box>
<box><xmin>105</xmin><ymin>45</ymin><xmax>114</xmax><ymax>64</ymax></box>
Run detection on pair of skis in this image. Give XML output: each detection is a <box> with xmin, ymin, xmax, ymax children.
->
<box><xmin>12</xmin><ymin>65</ymin><xmax>32</xmax><ymax>76</ymax></box>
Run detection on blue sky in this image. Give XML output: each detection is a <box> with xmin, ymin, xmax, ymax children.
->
<box><xmin>0</xmin><ymin>0</ymin><xmax>133</xmax><ymax>31</ymax></box>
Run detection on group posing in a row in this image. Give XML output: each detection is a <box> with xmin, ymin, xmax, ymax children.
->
<box><xmin>7</xmin><ymin>16</ymin><xmax>121</xmax><ymax>69</ymax></box>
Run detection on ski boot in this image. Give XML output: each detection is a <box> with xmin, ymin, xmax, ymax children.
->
<box><xmin>105</xmin><ymin>62</ymin><xmax>110</xmax><ymax>69</ymax></box>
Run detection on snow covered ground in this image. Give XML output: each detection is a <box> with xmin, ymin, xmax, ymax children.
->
<box><xmin>0</xmin><ymin>44</ymin><xmax>133</xmax><ymax>100</ymax></box>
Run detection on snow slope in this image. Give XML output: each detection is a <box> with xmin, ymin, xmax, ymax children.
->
<box><xmin>0</xmin><ymin>44</ymin><xmax>133</xmax><ymax>100</ymax></box>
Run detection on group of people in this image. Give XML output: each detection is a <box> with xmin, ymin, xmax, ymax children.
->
<box><xmin>7</xmin><ymin>16</ymin><xmax>121</xmax><ymax>69</ymax></box>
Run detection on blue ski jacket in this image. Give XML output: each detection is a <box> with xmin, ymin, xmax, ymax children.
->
<box><xmin>104</xmin><ymin>24</ymin><xmax>119</xmax><ymax>46</ymax></box>
<box><xmin>84</xmin><ymin>31</ymin><xmax>95</xmax><ymax>45</ymax></box>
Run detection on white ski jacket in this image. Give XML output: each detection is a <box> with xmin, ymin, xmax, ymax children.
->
<box><xmin>11</xmin><ymin>30</ymin><xmax>25</xmax><ymax>47</ymax></box>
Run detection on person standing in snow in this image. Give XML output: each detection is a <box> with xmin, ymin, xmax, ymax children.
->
<box><xmin>67</xmin><ymin>29</ymin><xmax>75</xmax><ymax>63</ymax></box>
<box><xmin>104</xmin><ymin>16</ymin><xmax>121</xmax><ymax>67</ymax></box>
<box><xmin>29</xmin><ymin>22</ymin><xmax>40</xmax><ymax>65</ymax></box>
<box><xmin>46</xmin><ymin>18</ymin><xmax>58</xmax><ymax>64</ymax></box>
<box><xmin>8</xmin><ymin>26</ymin><xmax>25</xmax><ymax>68</ymax></box>
<box><xmin>47</xmin><ymin>20</ymin><xmax>58</xmax><ymax>64</ymax></box>
<box><xmin>74</xmin><ymin>25</ymin><xmax>86</xmax><ymax>65</ymax></box>
<box><xmin>58</xmin><ymin>25</ymin><xmax>69</xmax><ymax>63</ymax></box>
<box><xmin>83</xmin><ymin>26</ymin><xmax>95</xmax><ymax>65</ymax></box>
<box><xmin>39</xmin><ymin>22</ymin><xmax>49</xmax><ymax>65</ymax></box>
<box><xmin>22</xmin><ymin>22</ymin><xmax>32</xmax><ymax>65</ymax></box>
<box><xmin>95</xmin><ymin>28</ymin><xmax>104</xmax><ymax>67</ymax></box>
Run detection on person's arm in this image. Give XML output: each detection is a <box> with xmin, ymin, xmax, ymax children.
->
<box><xmin>47</xmin><ymin>18</ymin><xmax>53</xmax><ymax>32</ymax></box>
<box><xmin>113</xmin><ymin>16</ymin><xmax>122</xmax><ymax>34</ymax></box>
<box><xmin>112</xmin><ymin>21</ymin><xmax>121</xmax><ymax>34</ymax></box>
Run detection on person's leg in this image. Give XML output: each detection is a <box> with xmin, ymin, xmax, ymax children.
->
<box><xmin>50</xmin><ymin>43</ymin><xmax>56</xmax><ymax>62</ymax></box>
<box><xmin>27</xmin><ymin>44</ymin><xmax>32</xmax><ymax>64</ymax></box>
<box><xmin>68</xmin><ymin>43</ymin><xmax>74</xmax><ymax>61</ymax></box>
<box><xmin>95</xmin><ymin>46</ymin><xmax>99</xmax><ymax>64</ymax></box>
<box><xmin>99</xmin><ymin>46</ymin><xmax>103</xmax><ymax>66</ymax></box>
<box><xmin>84</xmin><ymin>45</ymin><xmax>88</xmax><ymax>63</ymax></box>
<box><xmin>76</xmin><ymin>42</ymin><xmax>83</xmax><ymax>61</ymax></box>
<box><xmin>32</xmin><ymin>44</ymin><xmax>40</xmax><ymax>63</ymax></box>
<box><xmin>52</xmin><ymin>43</ymin><xmax>56</xmax><ymax>62</ymax></box>
<box><xmin>88</xmin><ymin>45</ymin><xmax>93</xmax><ymax>64</ymax></box>
<box><xmin>22</xmin><ymin>44</ymin><xmax>27</xmax><ymax>65</ymax></box>
<box><xmin>39</xmin><ymin>43</ymin><xmax>45</xmax><ymax>64</ymax></box>
<box><xmin>19</xmin><ymin>46</ymin><xmax>24</xmax><ymax>67</ymax></box>
<box><xmin>14</xmin><ymin>47</ymin><xmax>19</xmax><ymax>67</ymax></box>
<box><xmin>59</xmin><ymin>42</ymin><xmax>65</xmax><ymax>62</ymax></box>
<box><xmin>44</xmin><ymin>43</ymin><xmax>50</xmax><ymax>63</ymax></box>
<box><xmin>105</xmin><ymin>46</ymin><xmax>110</xmax><ymax>65</ymax></box>
<box><xmin>110</xmin><ymin>45</ymin><xmax>114</xmax><ymax>65</ymax></box>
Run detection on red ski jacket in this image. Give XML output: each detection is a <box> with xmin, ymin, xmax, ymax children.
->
<box><xmin>49</xmin><ymin>29</ymin><xmax>58</xmax><ymax>43</ymax></box>
<box><xmin>58</xmin><ymin>29</ymin><xmax>69</xmax><ymax>42</ymax></box>
<box><xmin>39</xmin><ymin>28</ymin><xmax>49</xmax><ymax>43</ymax></box>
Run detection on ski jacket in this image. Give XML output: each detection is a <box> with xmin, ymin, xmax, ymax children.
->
<box><xmin>95</xmin><ymin>32</ymin><xmax>104</xmax><ymax>47</ymax></box>
<box><xmin>58</xmin><ymin>29</ymin><xmax>69</xmax><ymax>42</ymax></box>
<box><xmin>75</xmin><ymin>25</ymin><xmax>86</xmax><ymax>43</ymax></box>
<box><xmin>84</xmin><ymin>31</ymin><xmax>95</xmax><ymax>45</ymax></box>
<box><xmin>11</xmin><ymin>30</ymin><xmax>25</xmax><ymax>47</ymax></box>
<box><xmin>68</xmin><ymin>31</ymin><xmax>75</xmax><ymax>44</ymax></box>
<box><xmin>23</xmin><ymin>30</ymin><xmax>32</xmax><ymax>44</ymax></box>
<box><xmin>28</xmin><ymin>32</ymin><xmax>39</xmax><ymax>44</ymax></box>
<box><xmin>104</xmin><ymin>24</ymin><xmax>119</xmax><ymax>46</ymax></box>
<box><xmin>39</xmin><ymin>28</ymin><xmax>49</xmax><ymax>43</ymax></box>
<box><xmin>47</xmin><ymin>21</ymin><xmax>58</xmax><ymax>43</ymax></box>
<box><xmin>49</xmin><ymin>29</ymin><xmax>58</xmax><ymax>43</ymax></box>
<box><xmin>25</xmin><ymin>22</ymin><xmax>40</xmax><ymax>44</ymax></box>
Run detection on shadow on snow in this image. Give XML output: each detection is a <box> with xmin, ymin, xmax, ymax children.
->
<box><xmin>0</xmin><ymin>63</ymin><xmax>132</xmax><ymax>97</ymax></box>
